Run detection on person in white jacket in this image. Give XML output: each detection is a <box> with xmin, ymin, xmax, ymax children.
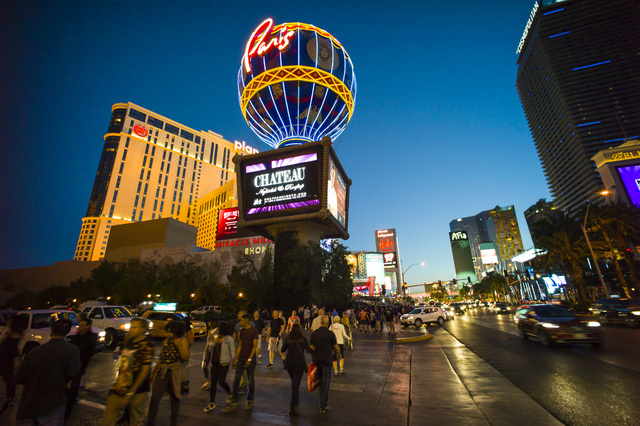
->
<box><xmin>203</xmin><ymin>322</ymin><xmax>235</xmax><ymax>413</ymax></box>
<box><xmin>329</xmin><ymin>315</ymin><xmax>351</xmax><ymax>376</ymax></box>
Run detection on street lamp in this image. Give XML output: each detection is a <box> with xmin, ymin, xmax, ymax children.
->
<box><xmin>582</xmin><ymin>190</ymin><xmax>611</xmax><ymax>297</ymax></box>
<box><xmin>402</xmin><ymin>262</ymin><xmax>424</xmax><ymax>295</ymax></box>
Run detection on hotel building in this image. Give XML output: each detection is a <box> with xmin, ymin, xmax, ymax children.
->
<box><xmin>74</xmin><ymin>102</ymin><xmax>243</xmax><ymax>261</ymax></box>
<box><xmin>516</xmin><ymin>0</ymin><xmax>640</xmax><ymax>211</ymax></box>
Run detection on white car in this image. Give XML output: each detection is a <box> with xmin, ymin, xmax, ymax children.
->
<box><xmin>80</xmin><ymin>305</ymin><xmax>139</xmax><ymax>348</ymax></box>
<box><xmin>0</xmin><ymin>310</ymin><xmax>106</xmax><ymax>357</ymax></box>
<box><xmin>401</xmin><ymin>307</ymin><xmax>446</xmax><ymax>327</ymax></box>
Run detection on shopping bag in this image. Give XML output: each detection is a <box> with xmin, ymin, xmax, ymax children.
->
<box><xmin>307</xmin><ymin>362</ymin><xmax>320</xmax><ymax>392</ymax></box>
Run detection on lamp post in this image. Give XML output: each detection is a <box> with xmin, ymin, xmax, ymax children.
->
<box><xmin>582</xmin><ymin>190</ymin><xmax>611</xmax><ymax>297</ymax></box>
<box><xmin>402</xmin><ymin>262</ymin><xmax>424</xmax><ymax>295</ymax></box>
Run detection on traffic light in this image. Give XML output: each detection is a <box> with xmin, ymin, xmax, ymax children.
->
<box><xmin>467</xmin><ymin>276</ymin><xmax>471</xmax><ymax>284</ymax></box>
<box><xmin>382</xmin><ymin>285</ymin><xmax>386</xmax><ymax>295</ymax></box>
<box><xmin>452</xmin><ymin>278</ymin><xmax>457</xmax><ymax>286</ymax></box>
<box><xmin>624</xmin><ymin>248</ymin><xmax>634</xmax><ymax>261</ymax></box>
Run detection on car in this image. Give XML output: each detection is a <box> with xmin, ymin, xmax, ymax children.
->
<box><xmin>191</xmin><ymin>306</ymin><xmax>221</xmax><ymax>315</ymax></box>
<box><xmin>0</xmin><ymin>310</ymin><xmax>106</xmax><ymax>356</ymax></box>
<box><xmin>79</xmin><ymin>305</ymin><xmax>141</xmax><ymax>348</ymax></box>
<box><xmin>448</xmin><ymin>302</ymin><xmax>466</xmax><ymax>315</ymax></box>
<box><xmin>400</xmin><ymin>307</ymin><xmax>446</xmax><ymax>327</ymax></box>
<box><xmin>516</xmin><ymin>304</ymin><xmax>602</xmax><ymax>348</ymax></box>
<box><xmin>430</xmin><ymin>302</ymin><xmax>451</xmax><ymax>320</ymax></box>
<box><xmin>142</xmin><ymin>311</ymin><xmax>208</xmax><ymax>339</ymax></box>
<box><xmin>491</xmin><ymin>302</ymin><xmax>511</xmax><ymax>314</ymax></box>
<box><xmin>590</xmin><ymin>298</ymin><xmax>640</xmax><ymax>327</ymax></box>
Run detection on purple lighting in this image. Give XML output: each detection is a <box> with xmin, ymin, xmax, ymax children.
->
<box><xmin>247</xmin><ymin>199</ymin><xmax>320</xmax><ymax>215</ymax></box>
<box><xmin>271</xmin><ymin>153</ymin><xmax>317</xmax><ymax>169</ymax></box>
<box><xmin>246</xmin><ymin>163</ymin><xmax>267</xmax><ymax>173</ymax></box>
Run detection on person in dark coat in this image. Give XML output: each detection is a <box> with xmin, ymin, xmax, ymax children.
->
<box><xmin>66</xmin><ymin>317</ymin><xmax>99</xmax><ymax>417</ymax></box>
<box><xmin>280</xmin><ymin>324</ymin><xmax>310</xmax><ymax>417</ymax></box>
<box><xmin>0</xmin><ymin>314</ymin><xmax>28</xmax><ymax>412</ymax></box>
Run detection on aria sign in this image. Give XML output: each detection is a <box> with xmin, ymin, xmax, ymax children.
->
<box><xmin>450</xmin><ymin>231</ymin><xmax>468</xmax><ymax>241</ymax></box>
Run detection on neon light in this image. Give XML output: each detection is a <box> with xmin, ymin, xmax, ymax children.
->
<box><xmin>572</xmin><ymin>60</ymin><xmax>611</xmax><ymax>71</ymax></box>
<box><xmin>549</xmin><ymin>31</ymin><xmax>569</xmax><ymax>38</ymax></box>
<box><xmin>517</xmin><ymin>2</ymin><xmax>539</xmax><ymax>54</ymax></box>
<box><xmin>543</xmin><ymin>8</ymin><xmax>563</xmax><ymax>15</ymax></box>
<box><xmin>577</xmin><ymin>121</ymin><xmax>600</xmax><ymax>127</ymax></box>
<box><xmin>243</xmin><ymin>18</ymin><xmax>294</xmax><ymax>74</ymax></box>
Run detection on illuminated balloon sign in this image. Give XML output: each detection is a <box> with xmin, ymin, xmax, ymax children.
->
<box><xmin>238</xmin><ymin>18</ymin><xmax>357</xmax><ymax>149</ymax></box>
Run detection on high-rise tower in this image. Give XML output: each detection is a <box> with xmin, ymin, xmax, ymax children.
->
<box><xmin>516</xmin><ymin>0</ymin><xmax>640</xmax><ymax>211</ymax></box>
<box><xmin>75</xmin><ymin>103</ymin><xmax>242</xmax><ymax>262</ymax></box>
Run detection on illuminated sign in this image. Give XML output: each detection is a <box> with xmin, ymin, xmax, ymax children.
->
<box><xmin>234</xmin><ymin>140</ymin><xmax>259</xmax><ymax>155</ymax></box>
<box><xmin>244</xmin><ymin>152</ymin><xmax>320</xmax><ymax>215</ymax></box>
<box><xmin>383</xmin><ymin>252</ymin><xmax>397</xmax><ymax>267</ymax></box>
<box><xmin>450</xmin><ymin>231</ymin><xmax>468</xmax><ymax>241</ymax></box>
<box><xmin>327</xmin><ymin>156</ymin><xmax>347</xmax><ymax>229</ymax></box>
<box><xmin>479</xmin><ymin>242</ymin><xmax>498</xmax><ymax>264</ymax></box>
<box><xmin>516</xmin><ymin>2</ymin><xmax>539</xmax><ymax>54</ymax></box>
<box><xmin>243</xmin><ymin>18</ymin><xmax>295</xmax><ymax>74</ymax></box>
<box><xmin>217</xmin><ymin>208</ymin><xmax>239</xmax><ymax>240</ymax></box>
<box><xmin>379</xmin><ymin>239</ymin><xmax>394</xmax><ymax>252</ymax></box>
<box><xmin>133</xmin><ymin>125</ymin><xmax>148</xmax><ymax>138</ymax></box>
<box><xmin>153</xmin><ymin>303</ymin><xmax>177</xmax><ymax>312</ymax></box>
<box><xmin>617</xmin><ymin>165</ymin><xmax>640</xmax><ymax>207</ymax></box>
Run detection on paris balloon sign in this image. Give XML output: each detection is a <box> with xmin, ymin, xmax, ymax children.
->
<box><xmin>234</xmin><ymin>138</ymin><xmax>351</xmax><ymax>240</ymax></box>
<box><xmin>238</xmin><ymin>18</ymin><xmax>357</xmax><ymax>149</ymax></box>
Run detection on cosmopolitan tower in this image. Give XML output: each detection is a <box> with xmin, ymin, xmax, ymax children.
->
<box><xmin>516</xmin><ymin>0</ymin><xmax>640</xmax><ymax>210</ymax></box>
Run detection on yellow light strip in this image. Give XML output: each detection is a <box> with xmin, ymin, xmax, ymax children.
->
<box><xmin>240</xmin><ymin>65</ymin><xmax>354</xmax><ymax>123</ymax></box>
<box><xmin>273</xmin><ymin>22</ymin><xmax>344</xmax><ymax>49</ymax></box>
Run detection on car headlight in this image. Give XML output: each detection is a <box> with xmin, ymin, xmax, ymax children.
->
<box><xmin>149</xmin><ymin>321</ymin><xmax>154</xmax><ymax>329</ymax></box>
<box><xmin>120</xmin><ymin>323</ymin><xmax>131</xmax><ymax>331</ymax></box>
<box><xmin>541</xmin><ymin>322</ymin><xmax>560</xmax><ymax>329</ymax></box>
<box><xmin>586</xmin><ymin>321</ymin><xmax>601</xmax><ymax>327</ymax></box>
<box><xmin>632</xmin><ymin>311</ymin><xmax>640</xmax><ymax>316</ymax></box>
<box><xmin>407</xmin><ymin>316</ymin><xmax>413</xmax><ymax>319</ymax></box>
<box><xmin>98</xmin><ymin>331</ymin><xmax>106</xmax><ymax>341</ymax></box>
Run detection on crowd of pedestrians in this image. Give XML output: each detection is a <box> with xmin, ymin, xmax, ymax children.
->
<box><xmin>0</xmin><ymin>303</ymin><xmax>414</xmax><ymax>425</ymax></box>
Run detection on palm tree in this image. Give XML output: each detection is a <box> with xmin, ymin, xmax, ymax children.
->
<box><xmin>531</xmin><ymin>210</ymin><xmax>590</xmax><ymax>310</ymax></box>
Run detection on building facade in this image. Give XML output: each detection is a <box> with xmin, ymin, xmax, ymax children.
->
<box><xmin>449</xmin><ymin>211</ymin><xmax>489</xmax><ymax>282</ymax></box>
<box><xmin>516</xmin><ymin>0</ymin><xmax>640</xmax><ymax>211</ymax></box>
<box><xmin>524</xmin><ymin>198</ymin><xmax>557</xmax><ymax>248</ymax></box>
<box><xmin>485</xmin><ymin>205</ymin><xmax>525</xmax><ymax>264</ymax></box>
<box><xmin>75</xmin><ymin>102</ymin><xmax>241</xmax><ymax>262</ymax></box>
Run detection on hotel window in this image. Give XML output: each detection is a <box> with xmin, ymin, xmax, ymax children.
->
<box><xmin>109</xmin><ymin>205</ymin><xmax>115</xmax><ymax>217</ymax></box>
<box><xmin>144</xmin><ymin>183</ymin><xmax>148</xmax><ymax>195</ymax></box>
<box><xmin>180</xmin><ymin>181</ymin><xmax>184</xmax><ymax>191</ymax></box>
<box><xmin>162</xmin><ymin>188</ymin><xmax>166</xmax><ymax>199</ymax></box>
<box><xmin>153</xmin><ymin>200</ymin><xmax>158</xmax><ymax>211</ymax></box>
<box><xmin>171</xmin><ymin>204</ymin><xmax>175</xmax><ymax>215</ymax></box>
<box><xmin>164</xmin><ymin>175</ymin><xmax>168</xmax><ymax>186</ymax></box>
<box><xmin>149</xmin><ymin>158</ymin><xmax>153</xmax><ymax>168</ymax></box>
<box><xmin>151</xmin><ymin>146</ymin><xmax>156</xmax><ymax>156</ymax></box>
<box><xmin>137</xmin><ymin>182</ymin><xmax>142</xmax><ymax>193</ymax></box>
<box><xmin>152</xmin><ymin>213</ymin><xmax>155</xmax><ymax>220</ymax></box>
<box><xmin>115</xmin><ymin>176</ymin><xmax>121</xmax><ymax>189</ymax></box>
<box><xmin>145</xmin><ymin>144</ymin><xmax>149</xmax><ymax>155</ymax></box>
<box><xmin>138</xmin><ymin>211</ymin><xmax>143</xmax><ymax>221</ymax></box>
<box><xmin>155</xmin><ymin>187</ymin><xmax>160</xmax><ymax>197</ymax></box>
<box><xmin>182</xmin><ymin>168</ymin><xmax>186</xmax><ymax>179</ymax></box>
<box><xmin>158</xmin><ymin>174</ymin><xmax>162</xmax><ymax>184</ymax></box>
<box><xmin>173</xmin><ymin>192</ymin><xmax>177</xmax><ymax>202</ymax></box>
<box><xmin>166</xmin><ymin>164</ymin><xmax>171</xmax><ymax>174</ymax></box>
<box><xmin>179</xmin><ymin>193</ymin><xmax>182</xmax><ymax>203</ymax></box>
<box><xmin>160</xmin><ymin>201</ymin><xmax>164</xmax><ymax>211</ymax></box>
<box><xmin>141</xmin><ymin>197</ymin><xmax>146</xmax><ymax>208</ymax></box>
<box><xmin>163</xmin><ymin>151</ymin><xmax>166</xmax><ymax>160</ymax></box>
<box><xmin>139</xmin><ymin>169</ymin><xmax>144</xmax><ymax>180</ymax></box>
<box><xmin>160</xmin><ymin>161</ymin><xmax>164</xmax><ymax>172</ymax></box>
<box><xmin>119</xmin><ymin>162</ymin><xmax>125</xmax><ymax>174</ymax></box>
<box><xmin>142</xmin><ymin>156</ymin><xmax>147</xmax><ymax>167</ymax></box>
<box><xmin>125</xmin><ymin>137</ymin><xmax>130</xmax><ymax>148</ymax></box>
<box><xmin>112</xmin><ymin>190</ymin><xmax>118</xmax><ymax>203</ymax></box>
<box><xmin>146</xmin><ymin>170</ymin><xmax>151</xmax><ymax>180</ymax></box>
<box><xmin>134</xmin><ymin>195</ymin><xmax>139</xmax><ymax>207</ymax></box>
<box><xmin>168</xmin><ymin>152</ymin><xmax>172</xmax><ymax>161</ymax></box>
<box><xmin>122</xmin><ymin>150</ymin><xmax>127</xmax><ymax>161</ymax></box>
<box><xmin>131</xmin><ymin>210</ymin><xmax>136</xmax><ymax>220</ymax></box>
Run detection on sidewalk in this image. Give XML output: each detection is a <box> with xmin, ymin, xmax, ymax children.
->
<box><xmin>1</xmin><ymin>325</ymin><xmax>562</xmax><ymax>425</ymax></box>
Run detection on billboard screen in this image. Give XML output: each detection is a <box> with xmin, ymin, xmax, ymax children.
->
<box><xmin>365</xmin><ymin>252</ymin><xmax>385</xmax><ymax>287</ymax></box>
<box><xmin>542</xmin><ymin>274</ymin><xmax>566</xmax><ymax>295</ymax></box>
<box><xmin>240</xmin><ymin>149</ymin><xmax>321</xmax><ymax>220</ymax></box>
<box><xmin>217</xmin><ymin>208</ymin><xmax>240</xmax><ymax>240</ymax></box>
<box><xmin>450</xmin><ymin>231</ymin><xmax>476</xmax><ymax>284</ymax></box>
<box><xmin>617</xmin><ymin>165</ymin><xmax>640</xmax><ymax>207</ymax></box>
<box><xmin>327</xmin><ymin>156</ymin><xmax>347</xmax><ymax>229</ymax></box>
<box><xmin>479</xmin><ymin>242</ymin><xmax>498</xmax><ymax>264</ymax></box>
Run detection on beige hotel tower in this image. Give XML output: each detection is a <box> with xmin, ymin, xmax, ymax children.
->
<box><xmin>74</xmin><ymin>102</ymin><xmax>248</xmax><ymax>261</ymax></box>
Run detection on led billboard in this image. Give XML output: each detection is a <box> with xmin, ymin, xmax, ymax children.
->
<box><xmin>479</xmin><ymin>242</ymin><xmax>498</xmax><ymax>264</ymax></box>
<box><xmin>327</xmin><ymin>156</ymin><xmax>347</xmax><ymax>229</ymax></box>
<box><xmin>617</xmin><ymin>165</ymin><xmax>640</xmax><ymax>207</ymax></box>
<box><xmin>217</xmin><ymin>208</ymin><xmax>240</xmax><ymax>240</ymax></box>
<box><xmin>450</xmin><ymin>231</ymin><xmax>476</xmax><ymax>284</ymax></box>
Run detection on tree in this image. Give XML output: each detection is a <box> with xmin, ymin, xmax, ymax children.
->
<box><xmin>459</xmin><ymin>285</ymin><xmax>472</xmax><ymax>299</ymax></box>
<box><xmin>479</xmin><ymin>272</ymin><xmax>507</xmax><ymax>301</ymax></box>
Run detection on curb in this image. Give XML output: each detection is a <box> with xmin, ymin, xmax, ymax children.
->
<box><xmin>395</xmin><ymin>332</ymin><xmax>433</xmax><ymax>344</ymax></box>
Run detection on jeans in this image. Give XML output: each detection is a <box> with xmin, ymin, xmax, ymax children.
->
<box><xmin>16</xmin><ymin>404</ymin><xmax>66</xmax><ymax>426</ymax></box>
<box><xmin>286</xmin><ymin>368</ymin><xmax>304</xmax><ymax>410</ymax></box>
<box><xmin>209</xmin><ymin>362</ymin><xmax>231</xmax><ymax>403</ymax></box>
<box><xmin>319</xmin><ymin>365</ymin><xmax>332</xmax><ymax>409</ymax></box>
<box><xmin>147</xmin><ymin>373</ymin><xmax>179</xmax><ymax>426</ymax></box>
<box><xmin>231</xmin><ymin>357</ymin><xmax>256</xmax><ymax>402</ymax></box>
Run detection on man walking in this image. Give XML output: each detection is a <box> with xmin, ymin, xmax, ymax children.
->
<box><xmin>310</xmin><ymin>308</ymin><xmax>326</xmax><ymax>332</ymax></box>
<box><xmin>66</xmin><ymin>316</ymin><xmax>99</xmax><ymax>417</ymax></box>
<box><xmin>223</xmin><ymin>314</ymin><xmax>258</xmax><ymax>412</ymax></box>
<box><xmin>266</xmin><ymin>310</ymin><xmax>285</xmax><ymax>368</ymax></box>
<box><xmin>384</xmin><ymin>306</ymin><xmax>395</xmax><ymax>334</ymax></box>
<box><xmin>101</xmin><ymin>318</ymin><xmax>154</xmax><ymax>426</ymax></box>
<box><xmin>310</xmin><ymin>316</ymin><xmax>340</xmax><ymax>413</ymax></box>
<box><xmin>15</xmin><ymin>319</ymin><xmax>81</xmax><ymax>425</ymax></box>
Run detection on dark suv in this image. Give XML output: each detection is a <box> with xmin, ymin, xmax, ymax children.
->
<box><xmin>591</xmin><ymin>298</ymin><xmax>640</xmax><ymax>327</ymax></box>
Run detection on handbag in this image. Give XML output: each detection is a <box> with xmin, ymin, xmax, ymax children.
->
<box><xmin>307</xmin><ymin>362</ymin><xmax>320</xmax><ymax>392</ymax></box>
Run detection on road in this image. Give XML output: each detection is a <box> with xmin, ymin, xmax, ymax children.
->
<box><xmin>442</xmin><ymin>307</ymin><xmax>640</xmax><ymax>426</ymax></box>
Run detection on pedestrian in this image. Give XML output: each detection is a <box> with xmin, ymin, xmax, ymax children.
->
<box><xmin>281</xmin><ymin>323</ymin><xmax>310</xmax><ymax>417</ymax></box>
<box><xmin>66</xmin><ymin>316</ymin><xmax>99</xmax><ymax>417</ymax></box>
<box><xmin>384</xmin><ymin>306</ymin><xmax>395</xmax><ymax>334</ymax></box>
<box><xmin>0</xmin><ymin>314</ymin><xmax>28</xmax><ymax>412</ymax></box>
<box><xmin>253</xmin><ymin>310</ymin><xmax>265</xmax><ymax>364</ymax></box>
<box><xmin>101</xmin><ymin>318</ymin><xmax>154</xmax><ymax>426</ymax></box>
<box><xmin>232</xmin><ymin>311</ymin><xmax>254</xmax><ymax>392</ymax></box>
<box><xmin>15</xmin><ymin>318</ymin><xmax>81</xmax><ymax>425</ymax></box>
<box><xmin>340</xmin><ymin>311</ymin><xmax>351</xmax><ymax>338</ymax></box>
<box><xmin>223</xmin><ymin>313</ymin><xmax>258</xmax><ymax>412</ymax></box>
<box><xmin>348</xmin><ymin>309</ymin><xmax>357</xmax><ymax>335</ymax></box>
<box><xmin>203</xmin><ymin>321</ymin><xmax>235</xmax><ymax>413</ymax></box>
<box><xmin>329</xmin><ymin>316</ymin><xmax>351</xmax><ymax>375</ymax></box>
<box><xmin>310</xmin><ymin>308</ymin><xmax>326</xmax><ymax>332</ymax></box>
<box><xmin>201</xmin><ymin>319</ymin><xmax>219</xmax><ymax>391</ymax></box>
<box><xmin>303</xmin><ymin>306</ymin><xmax>311</xmax><ymax>330</ymax></box>
<box><xmin>309</xmin><ymin>316</ymin><xmax>340</xmax><ymax>414</ymax></box>
<box><xmin>147</xmin><ymin>321</ymin><xmax>190</xmax><ymax>426</ymax></box>
<box><xmin>266</xmin><ymin>310</ymin><xmax>285</xmax><ymax>368</ymax></box>
<box><xmin>287</xmin><ymin>309</ymin><xmax>300</xmax><ymax>333</ymax></box>
<box><xmin>374</xmin><ymin>307</ymin><xmax>383</xmax><ymax>332</ymax></box>
<box><xmin>358</xmin><ymin>308</ymin><xmax>370</xmax><ymax>333</ymax></box>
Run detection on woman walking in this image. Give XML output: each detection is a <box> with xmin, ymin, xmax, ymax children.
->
<box><xmin>201</xmin><ymin>319</ymin><xmax>219</xmax><ymax>390</ymax></box>
<box><xmin>147</xmin><ymin>321</ymin><xmax>190</xmax><ymax>425</ymax></box>
<box><xmin>281</xmin><ymin>324</ymin><xmax>310</xmax><ymax>417</ymax></box>
<box><xmin>203</xmin><ymin>322</ymin><xmax>235</xmax><ymax>413</ymax></box>
<box><xmin>330</xmin><ymin>316</ymin><xmax>351</xmax><ymax>375</ymax></box>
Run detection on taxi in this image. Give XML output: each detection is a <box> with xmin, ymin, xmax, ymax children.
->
<box><xmin>141</xmin><ymin>310</ymin><xmax>207</xmax><ymax>339</ymax></box>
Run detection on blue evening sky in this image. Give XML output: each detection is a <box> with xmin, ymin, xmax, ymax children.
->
<box><xmin>0</xmin><ymin>1</ymin><xmax>549</xmax><ymax>288</ymax></box>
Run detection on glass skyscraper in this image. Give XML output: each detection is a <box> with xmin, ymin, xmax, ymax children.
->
<box><xmin>516</xmin><ymin>0</ymin><xmax>640</xmax><ymax>211</ymax></box>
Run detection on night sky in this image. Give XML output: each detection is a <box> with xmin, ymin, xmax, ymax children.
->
<box><xmin>0</xmin><ymin>1</ymin><xmax>550</xmax><ymax>289</ymax></box>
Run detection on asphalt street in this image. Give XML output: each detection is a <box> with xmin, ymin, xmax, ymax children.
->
<box><xmin>443</xmin><ymin>307</ymin><xmax>640</xmax><ymax>426</ymax></box>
